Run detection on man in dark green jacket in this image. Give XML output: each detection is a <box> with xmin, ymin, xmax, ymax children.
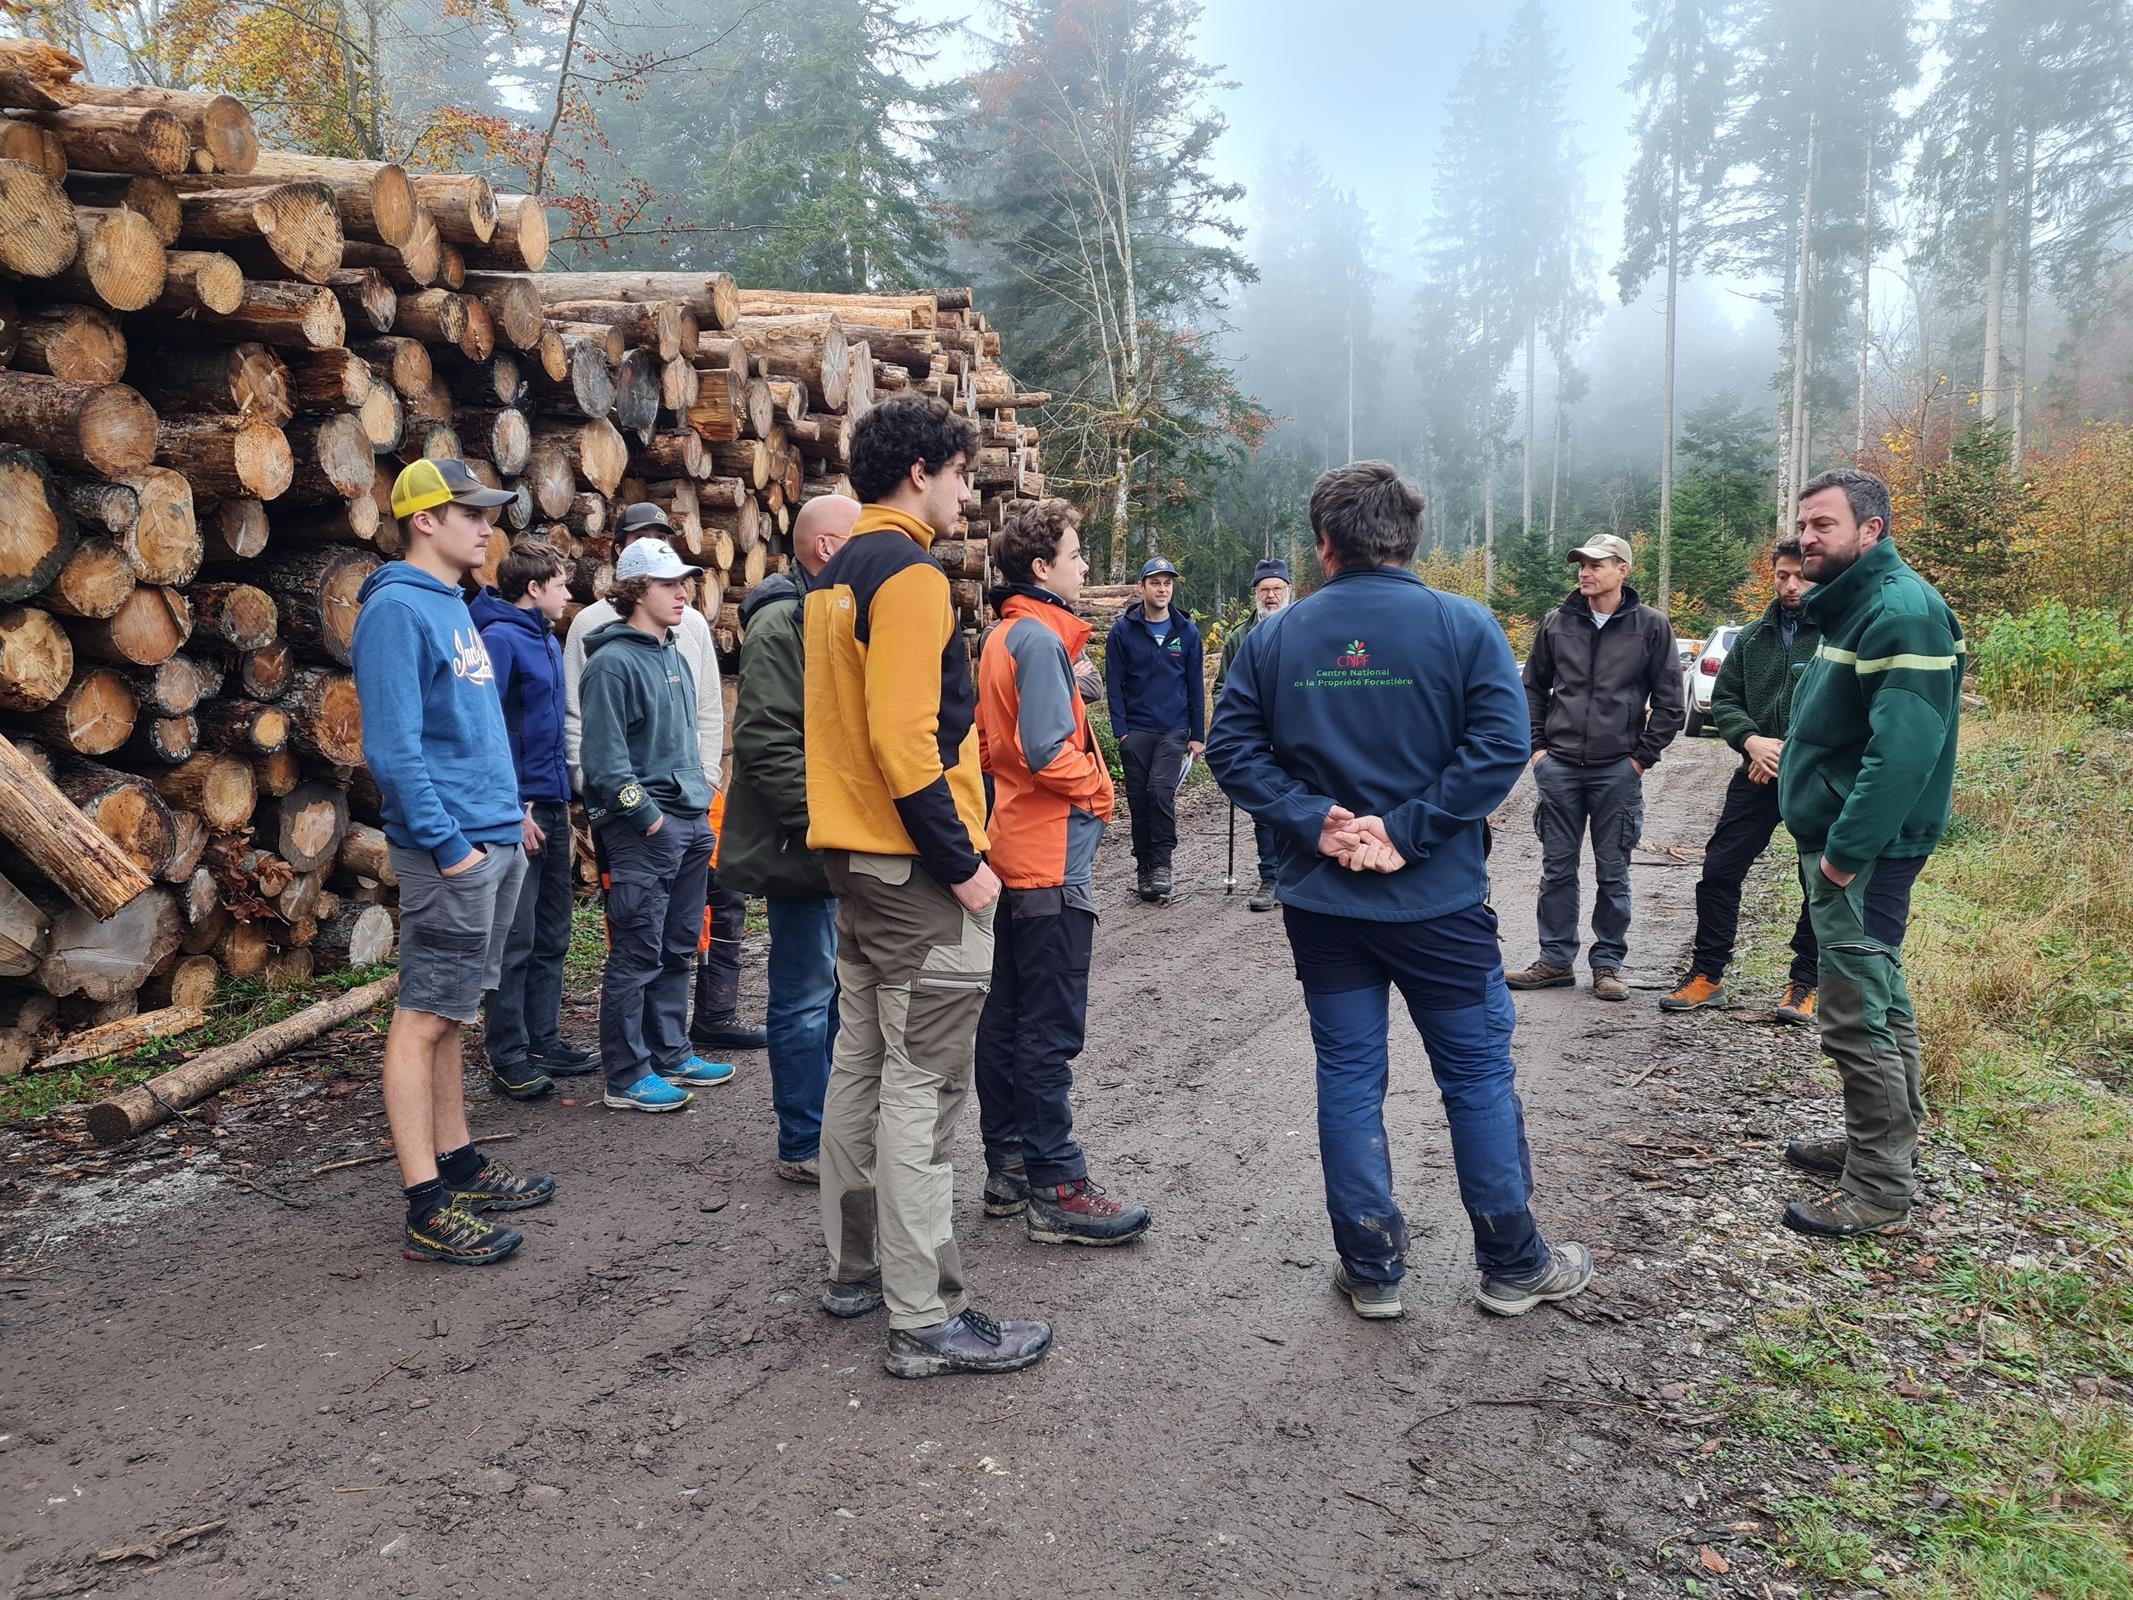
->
<box><xmin>1212</xmin><ymin>558</ymin><xmax>1291</xmax><ymax>910</ymax></box>
<box><xmin>1777</xmin><ymin>468</ymin><xmax>1964</xmax><ymax>1240</ymax></box>
<box><xmin>720</xmin><ymin>495</ymin><xmax>859</xmax><ymax>1182</ymax></box>
<box><xmin>1662</xmin><ymin>535</ymin><xmax>1821</xmax><ymax>1022</ymax></box>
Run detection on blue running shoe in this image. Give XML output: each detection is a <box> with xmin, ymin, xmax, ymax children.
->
<box><xmin>603</xmin><ymin>1073</ymin><xmax>693</xmax><ymax>1112</ymax></box>
<box><xmin>661</xmin><ymin>1055</ymin><xmax>736</xmax><ymax>1087</ymax></box>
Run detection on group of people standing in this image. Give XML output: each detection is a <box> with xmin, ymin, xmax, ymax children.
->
<box><xmin>347</xmin><ymin>400</ymin><xmax>1962</xmax><ymax>1376</ymax></box>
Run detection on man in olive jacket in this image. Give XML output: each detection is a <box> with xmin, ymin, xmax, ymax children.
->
<box><xmin>1662</xmin><ymin>535</ymin><xmax>1821</xmax><ymax>1022</ymax></box>
<box><xmin>720</xmin><ymin>495</ymin><xmax>860</xmax><ymax>1182</ymax></box>
<box><xmin>1777</xmin><ymin>468</ymin><xmax>1963</xmax><ymax>1241</ymax></box>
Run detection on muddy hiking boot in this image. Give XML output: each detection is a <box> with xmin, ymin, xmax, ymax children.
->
<box><xmin>1660</xmin><ymin>973</ymin><xmax>1726</xmax><ymax>1012</ymax></box>
<box><xmin>884</xmin><ymin>1307</ymin><xmax>1054</xmax><ymax>1379</ymax></box>
<box><xmin>449</xmin><ymin>1156</ymin><xmax>556</xmax><ymax>1213</ymax></box>
<box><xmin>1505</xmin><ymin>960</ymin><xmax>1574</xmax><ymax>991</ymax></box>
<box><xmin>1784</xmin><ymin>1137</ymin><xmax>1920</xmax><ymax>1179</ymax></box>
<box><xmin>1474</xmin><ymin>1242</ymin><xmax>1596</xmax><ymax>1317</ymax></box>
<box><xmin>1590</xmin><ymin>968</ymin><xmax>1630</xmax><ymax>1002</ymax></box>
<box><xmin>821</xmin><ymin>1276</ymin><xmax>885</xmax><ymax>1319</ymax></box>
<box><xmin>1135</xmin><ymin>865</ymin><xmax>1158</xmax><ymax>903</ymax></box>
<box><xmin>1774</xmin><ymin>982</ymin><xmax>1818</xmax><ymax>1025</ymax></box>
<box><xmin>1025</xmin><ymin>1178</ymin><xmax>1151</xmax><ymax>1246</ymax></box>
<box><xmin>1248</xmin><ymin>875</ymin><xmax>1278</xmax><ymax>913</ymax></box>
<box><xmin>1151</xmin><ymin>861</ymin><xmax>1175</xmax><ymax>903</ymax></box>
<box><xmin>1783</xmin><ymin>1188</ymin><xmax>1911</xmax><ymax>1238</ymax></box>
<box><xmin>404</xmin><ymin>1200</ymin><xmax>523</xmax><ymax>1266</ymax></box>
<box><xmin>983</xmin><ymin>1159</ymin><xmax>1030</xmax><ymax>1218</ymax></box>
<box><xmin>489</xmin><ymin>1056</ymin><xmax>553</xmax><ymax>1101</ymax></box>
<box><xmin>1334</xmin><ymin>1265</ymin><xmax>1403</xmax><ymax>1320</ymax></box>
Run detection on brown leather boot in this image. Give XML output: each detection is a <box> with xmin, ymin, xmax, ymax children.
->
<box><xmin>1505</xmin><ymin>960</ymin><xmax>1574</xmax><ymax>990</ymax></box>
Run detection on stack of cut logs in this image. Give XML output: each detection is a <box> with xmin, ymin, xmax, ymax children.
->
<box><xmin>0</xmin><ymin>40</ymin><xmax>1049</xmax><ymax>1083</ymax></box>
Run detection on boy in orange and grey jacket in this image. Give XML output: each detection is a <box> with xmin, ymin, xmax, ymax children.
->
<box><xmin>973</xmin><ymin>501</ymin><xmax>1150</xmax><ymax>1248</ymax></box>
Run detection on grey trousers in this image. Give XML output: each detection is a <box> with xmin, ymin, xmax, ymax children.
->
<box><xmin>598</xmin><ymin>813</ymin><xmax>714</xmax><ymax>1091</ymax></box>
<box><xmin>1533</xmin><ymin>756</ymin><xmax>1643</xmax><ymax>970</ymax></box>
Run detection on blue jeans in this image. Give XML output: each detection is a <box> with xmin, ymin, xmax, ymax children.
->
<box><xmin>765</xmin><ymin>893</ymin><xmax>838</xmax><ymax>1162</ymax></box>
<box><xmin>1285</xmin><ymin>904</ymin><xmax>1544</xmax><ymax>1282</ymax></box>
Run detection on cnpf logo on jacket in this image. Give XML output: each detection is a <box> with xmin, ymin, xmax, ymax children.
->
<box><xmin>1296</xmin><ymin>638</ymin><xmax>1414</xmax><ymax>693</ymax></box>
<box><xmin>1339</xmin><ymin>639</ymin><xmax>1371</xmax><ymax>669</ymax></box>
<box><xmin>450</xmin><ymin>628</ymin><xmax>496</xmax><ymax>686</ymax></box>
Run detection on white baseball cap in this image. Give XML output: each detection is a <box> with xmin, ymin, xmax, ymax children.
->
<box><xmin>613</xmin><ymin>537</ymin><xmax>702</xmax><ymax>581</ymax></box>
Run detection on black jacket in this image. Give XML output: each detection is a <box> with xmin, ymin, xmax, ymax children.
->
<box><xmin>1522</xmin><ymin>584</ymin><xmax>1685</xmax><ymax>768</ymax></box>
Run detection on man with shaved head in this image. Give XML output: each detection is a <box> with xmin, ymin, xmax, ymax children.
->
<box><xmin>721</xmin><ymin>494</ymin><xmax>862</xmax><ymax>1182</ymax></box>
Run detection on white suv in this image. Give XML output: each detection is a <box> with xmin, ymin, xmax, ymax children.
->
<box><xmin>1683</xmin><ymin>624</ymin><xmax>1740</xmax><ymax>738</ymax></box>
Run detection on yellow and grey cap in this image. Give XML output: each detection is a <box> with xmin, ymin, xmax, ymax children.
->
<box><xmin>390</xmin><ymin>457</ymin><xmax>516</xmax><ymax>520</ymax></box>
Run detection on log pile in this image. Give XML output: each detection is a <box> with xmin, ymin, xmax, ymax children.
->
<box><xmin>0</xmin><ymin>43</ymin><xmax>1047</xmax><ymax>1078</ymax></box>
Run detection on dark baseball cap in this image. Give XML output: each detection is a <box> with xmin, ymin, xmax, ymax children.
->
<box><xmin>1140</xmin><ymin>557</ymin><xmax>1180</xmax><ymax>580</ymax></box>
<box><xmin>390</xmin><ymin>457</ymin><xmax>515</xmax><ymax>519</ymax></box>
<box><xmin>615</xmin><ymin>503</ymin><xmax>677</xmax><ymax>542</ymax></box>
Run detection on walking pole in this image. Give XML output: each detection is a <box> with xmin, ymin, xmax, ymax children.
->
<box><xmin>1223</xmin><ymin>805</ymin><xmax>1237</xmax><ymax>893</ymax></box>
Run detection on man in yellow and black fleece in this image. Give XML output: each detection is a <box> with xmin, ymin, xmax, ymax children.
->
<box><xmin>803</xmin><ymin>392</ymin><xmax>1053</xmax><ymax>1380</ymax></box>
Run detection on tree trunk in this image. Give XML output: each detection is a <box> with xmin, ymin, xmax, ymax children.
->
<box><xmin>0</xmin><ymin>371</ymin><xmax>156</xmax><ymax>477</ymax></box>
<box><xmin>1785</xmin><ymin>114</ymin><xmax>1817</xmax><ymax>532</ymax></box>
<box><xmin>733</xmin><ymin>314</ymin><xmax>848</xmax><ymax>410</ymax></box>
<box><xmin>183</xmin><ymin>280</ymin><xmax>344</xmax><ymax>350</ymax></box>
<box><xmin>325</xmin><ymin>268</ymin><xmax>396</xmax><ymax>336</ymax></box>
<box><xmin>184</xmin><ymin>581</ymin><xmax>277</xmax><ymax>650</ymax></box>
<box><xmin>260</xmin><ymin>544</ymin><xmax>376</xmax><ymax>665</ymax></box>
<box><xmin>130</xmin><ymin>340</ymin><xmax>292</xmax><ymax>424</ymax></box>
<box><xmin>34</xmin><ymin>1003</ymin><xmax>205</xmax><ymax>1071</ymax></box>
<box><xmin>1856</xmin><ymin>122</ymin><xmax>1873</xmax><ymax>458</ymax></box>
<box><xmin>2012</xmin><ymin>127</ymin><xmax>2034</xmax><ymax>468</ymax></box>
<box><xmin>40</xmin><ymin>886</ymin><xmax>180</xmax><ymax>1003</ymax></box>
<box><xmin>516</xmin><ymin>270</ymin><xmax>737</xmax><ymax>329</ymax></box>
<box><xmin>0</xmin><ymin>445</ymin><xmax>80</xmax><ymax>601</ymax></box>
<box><xmin>0</xmin><ymin>155</ymin><xmax>79</xmax><ymax>277</ymax></box>
<box><xmin>257</xmin><ymin>780</ymin><xmax>348</xmax><ymax>872</ymax></box>
<box><xmin>156</xmin><ymin>415</ymin><xmax>292</xmax><ymax>501</ymax></box>
<box><xmin>73</xmin><ymin>85</ymin><xmax>256</xmax><ymax>176</ymax></box>
<box><xmin>1980</xmin><ymin>96</ymin><xmax>2012</xmax><ymax>426</ymax></box>
<box><xmin>282</xmin><ymin>414</ymin><xmax>374</xmax><ymax>502</ymax></box>
<box><xmin>230</xmin><ymin>153</ymin><xmax>412</xmax><ymax>245</ymax></box>
<box><xmin>25</xmin><ymin>104</ymin><xmax>188</xmax><ymax>176</ymax></box>
<box><xmin>0</xmin><ymin>38</ymin><xmax>86</xmax><ymax>112</ymax></box>
<box><xmin>16</xmin><ymin>303</ymin><xmax>126</xmax><ymax>382</ymax></box>
<box><xmin>147</xmin><ymin>750</ymin><xmax>254</xmax><ymax>830</ymax></box>
<box><xmin>0</xmin><ymin>605</ymin><xmax>75</xmax><ymax>711</ymax></box>
<box><xmin>41</xmin><ymin>536</ymin><xmax>134</xmax><ymax>619</ymax></box>
<box><xmin>1522</xmin><ymin>306</ymin><xmax>1536</xmax><ymax>537</ymax></box>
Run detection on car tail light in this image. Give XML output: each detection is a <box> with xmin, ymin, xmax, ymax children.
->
<box><xmin>1700</xmin><ymin>657</ymin><xmax>1721</xmax><ymax>676</ymax></box>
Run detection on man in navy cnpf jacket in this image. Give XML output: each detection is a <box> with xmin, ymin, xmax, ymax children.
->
<box><xmin>1208</xmin><ymin>461</ymin><xmax>1594</xmax><ymax>1322</ymax></box>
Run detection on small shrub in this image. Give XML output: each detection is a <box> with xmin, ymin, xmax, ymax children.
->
<box><xmin>1972</xmin><ymin>603</ymin><xmax>2133</xmax><ymax>721</ymax></box>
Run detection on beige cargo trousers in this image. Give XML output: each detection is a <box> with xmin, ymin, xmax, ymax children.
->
<box><xmin>819</xmin><ymin>851</ymin><xmax>997</xmax><ymax>1330</ymax></box>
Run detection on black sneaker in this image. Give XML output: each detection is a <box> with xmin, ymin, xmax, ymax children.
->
<box><xmin>883</xmin><ymin>1308</ymin><xmax>1053</xmax><ymax>1378</ymax></box>
<box><xmin>404</xmin><ymin>1200</ymin><xmax>523</xmax><ymax>1265</ymax></box>
<box><xmin>1152</xmin><ymin>863</ymin><xmax>1174</xmax><ymax>900</ymax></box>
<box><xmin>983</xmin><ymin>1159</ymin><xmax>1030</xmax><ymax>1218</ymax></box>
<box><xmin>529</xmin><ymin>1043</ymin><xmax>598</xmax><ymax>1077</ymax></box>
<box><xmin>450</xmin><ymin>1156</ymin><xmax>557</xmax><ymax>1213</ymax></box>
<box><xmin>489</xmin><ymin>1057</ymin><xmax>553</xmax><ymax>1101</ymax></box>
<box><xmin>690</xmin><ymin>1018</ymin><xmax>769</xmax><ymax>1051</ymax></box>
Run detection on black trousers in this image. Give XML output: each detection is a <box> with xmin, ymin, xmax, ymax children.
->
<box><xmin>1691</xmin><ymin>769</ymin><xmax>1818</xmax><ymax>988</ymax></box>
<box><xmin>692</xmin><ymin>864</ymin><xmax>749</xmax><ymax>1028</ymax></box>
<box><xmin>1119</xmin><ymin>728</ymin><xmax>1188</xmax><ymax>870</ymax></box>
<box><xmin>974</xmin><ymin>889</ymin><xmax>1095</xmax><ymax>1188</ymax></box>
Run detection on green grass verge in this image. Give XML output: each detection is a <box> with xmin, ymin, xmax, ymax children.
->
<box><xmin>1724</xmin><ymin>714</ymin><xmax>2133</xmax><ymax>1596</ymax></box>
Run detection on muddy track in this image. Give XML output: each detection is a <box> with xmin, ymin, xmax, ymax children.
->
<box><xmin>2</xmin><ymin>739</ymin><xmax>1744</xmax><ymax>1600</ymax></box>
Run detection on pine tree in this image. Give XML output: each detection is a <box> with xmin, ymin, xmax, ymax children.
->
<box><xmin>1914</xmin><ymin>419</ymin><xmax>2029</xmax><ymax>618</ymax></box>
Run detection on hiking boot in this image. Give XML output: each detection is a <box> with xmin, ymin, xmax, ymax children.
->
<box><xmin>403</xmin><ymin>1200</ymin><xmax>523</xmax><ymax>1266</ymax></box>
<box><xmin>449</xmin><ymin>1156</ymin><xmax>556</xmax><ymax>1213</ymax></box>
<box><xmin>604</xmin><ymin>1074</ymin><xmax>693</xmax><ymax>1112</ymax></box>
<box><xmin>489</xmin><ymin>1056</ymin><xmax>553</xmax><ymax>1101</ymax></box>
<box><xmin>774</xmin><ymin>1157</ymin><xmax>820</xmax><ymax>1185</ymax></box>
<box><xmin>1505</xmin><ymin>960</ymin><xmax>1575</xmax><ymax>990</ymax></box>
<box><xmin>1784</xmin><ymin>1137</ymin><xmax>1919</xmax><ymax>1179</ymax></box>
<box><xmin>1152</xmin><ymin>863</ymin><xmax>1174</xmax><ymax>902</ymax></box>
<box><xmin>1135</xmin><ymin>866</ymin><xmax>1158</xmax><ymax>902</ymax></box>
<box><xmin>1475</xmin><ymin>1242</ymin><xmax>1596</xmax><ymax>1317</ymax></box>
<box><xmin>883</xmin><ymin>1308</ymin><xmax>1053</xmax><ymax>1379</ymax></box>
<box><xmin>529</xmin><ymin>1042</ymin><xmax>598</xmax><ymax>1076</ymax></box>
<box><xmin>660</xmin><ymin>1055</ymin><xmax>736</xmax><ymax>1087</ymax></box>
<box><xmin>1590</xmin><ymin>967</ymin><xmax>1630</xmax><ymax>1002</ymax></box>
<box><xmin>1775</xmin><ymin>982</ymin><xmax>1818</xmax><ymax>1025</ymax></box>
<box><xmin>1660</xmin><ymin>973</ymin><xmax>1726</xmax><ymax>1012</ymax></box>
<box><xmin>1333</xmin><ymin>1264</ymin><xmax>1403</xmax><ymax>1320</ymax></box>
<box><xmin>1782</xmin><ymin>1188</ymin><xmax>1911</xmax><ymax>1238</ymax></box>
<box><xmin>1248</xmin><ymin>875</ymin><xmax>1278</xmax><ymax>912</ymax></box>
<box><xmin>821</xmin><ymin>1276</ymin><xmax>884</xmax><ymax>1318</ymax></box>
<box><xmin>690</xmin><ymin>1017</ymin><xmax>769</xmax><ymax>1051</ymax></box>
<box><xmin>982</xmin><ymin>1159</ymin><xmax>1029</xmax><ymax>1218</ymax></box>
<box><xmin>1025</xmin><ymin>1178</ymin><xmax>1151</xmax><ymax>1246</ymax></box>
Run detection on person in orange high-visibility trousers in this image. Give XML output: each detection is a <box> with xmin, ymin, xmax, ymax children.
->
<box><xmin>692</xmin><ymin>768</ymin><xmax>766</xmax><ymax>1051</ymax></box>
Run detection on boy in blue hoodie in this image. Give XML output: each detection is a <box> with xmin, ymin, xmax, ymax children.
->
<box><xmin>578</xmin><ymin>537</ymin><xmax>733</xmax><ymax>1111</ymax></box>
<box><xmin>472</xmin><ymin>539</ymin><xmax>595</xmax><ymax>1101</ymax></box>
<box><xmin>353</xmin><ymin>458</ymin><xmax>557</xmax><ymax>1267</ymax></box>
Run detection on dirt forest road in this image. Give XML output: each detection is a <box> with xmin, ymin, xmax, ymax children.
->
<box><xmin>3</xmin><ymin>738</ymin><xmax>1747</xmax><ymax>1600</ymax></box>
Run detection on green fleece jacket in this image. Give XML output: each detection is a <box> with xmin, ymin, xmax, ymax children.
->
<box><xmin>1710</xmin><ymin>595</ymin><xmax>1820</xmax><ymax>762</ymax></box>
<box><xmin>1778</xmin><ymin>538</ymin><xmax>1965</xmax><ymax>873</ymax></box>
<box><xmin>719</xmin><ymin>572</ymin><xmax>828</xmax><ymax>897</ymax></box>
<box><xmin>578</xmin><ymin>618</ymin><xmax>712</xmax><ymax>833</ymax></box>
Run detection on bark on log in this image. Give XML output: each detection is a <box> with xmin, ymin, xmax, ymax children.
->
<box><xmin>68</xmin><ymin>584</ymin><xmax>190</xmax><ymax>665</ymax></box>
<box><xmin>147</xmin><ymin>750</ymin><xmax>253</xmax><ymax>830</ymax></box>
<box><xmin>533</xmin><ymin>417</ymin><xmax>627</xmax><ymax>495</ymax></box>
<box><xmin>40</xmin><ymin>886</ymin><xmax>179</xmax><ymax>1003</ymax></box>
<box><xmin>55</xmin><ymin>206</ymin><xmax>166</xmax><ymax>313</ymax></box>
<box><xmin>408</xmin><ymin>173</ymin><xmax>495</xmax><ymax>244</ymax></box>
<box><xmin>462</xmin><ymin>194</ymin><xmax>547</xmax><ymax>272</ymax></box>
<box><xmin>257</xmin><ymin>780</ymin><xmax>348</xmax><ymax>872</ymax></box>
<box><xmin>352</xmin><ymin>336</ymin><xmax>431</xmax><ymax>399</ymax></box>
<box><xmin>119</xmin><ymin>654</ymin><xmax>203</xmax><ymax>717</ymax></box>
<box><xmin>155</xmin><ymin>415</ymin><xmax>291</xmax><ymax>501</ymax></box>
<box><xmin>148</xmin><ymin>249</ymin><xmax>244</xmax><ymax>318</ymax></box>
<box><xmin>313</xmin><ymin>901</ymin><xmax>393</xmax><ymax>969</ymax></box>
<box><xmin>184</xmin><ymin>581</ymin><xmax>277</xmax><ymax>650</ymax></box>
<box><xmin>61</xmin><ymin>476</ymin><xmax>135</xmax><ymax>534</ymax></box>
<box><xmin>226</xmin><ymin>154</ymin><xmax>411</xmax><ymax>245</ymax></box>
<box><xmin>0</xmin><ymin>444</ymin><xmax>79</xmax><ymax>601</ymax></box>
<box><xmin>523</xmin><ymin>270</ymin><xmax>738</xmax><ymax>329</ymax></box>
<box><xmin>395</xmin><ymin>288</ymin><xmax>468</xmax><ymax>348</ymax></box>
<box><xmin>284</xmin><ymin>413</ymin><xmax>373</xmax><ymax>501</ymax></box>
<box><xmin>195</xmin><ymin>696</ymin><xmax>288</xmax><ymax>756</ymax></box>
<box><xmin>0</xmin><ymin>730</ymin><xmax>151</xmax><ymax>914</ymax></box>
<box><xmin>524</xmin><ymin>333</ymin><xmax>614</xmax><ymax>419</ymax></box>
<box><xmin>131</xmin><ymin>340</ymin><xmax>291</xmax><ymax>425</ymax></box>
<box><xmin>253</xmin><ymin>745</ymin><xmax>298</xmax><ymax>798</ymax></box>
<box><xmin>16</xmin><ymin>303</ymin><xmax>125</xmax><ymax>381</ymax></box>
<box><xmin>0</xmin><ymin>867</ymin><xmax>49</xmax><ymax>977</ymax></box>
<box><xmin>457</xmin><ymin>406</ymin><xmax>529</xmax><ymax>476</ymax></box>
<box><xmin>25</xmin><ymin>105</ymin><xmax>188</xmax><ymax>176</ymax></box>
<box><xmin>334</xmin><ymin>820</ymin><xmax>394</xmax><ymax>886</ymax></box>
<box><xmin>643</xmin><ymin>429</ymin><xmax>710</xmax><ymax>480</ymax></box>
<box><xmin>280</xmin><ymin>667</ymin><xmax>363</xmax><ymax>765</ymax></box>
<box><xmin>285</xmin><ymin>347</ymin><xmax>373</xmax><ymax>412</ymax></box>
<box><xmin>75</xmin><ymin>86</ymin><xmax>255</xmax><ymax>176</ymax></box>
<box><xmin>0</xmin><ymin>371</ymin><xmax>155</xmax><ymax>476</ymax></box>
<box><xmin>113</xmin><ymin>466</ymin><xmax>199</xmax><ymax>583</ymax></box>
<box><xmin>542</xmin><ymin>297</ymin><xmax>684</xmax><ymax>358</ymax></box>
<box><xmin>29</xmin><ymin>664</ymin><xmax>134</xmax><ymax>753</ymax></box>
<box><xmin>50</xmin><ymin>754</ymin><xmax>175</xmax><ymax>877</ymax></box>
<box><xmin>142</xmin><ymin>953</ymin><xmax>217</xmax><ymax>1009</ymax></box>
<box><xmin>44</xmin><ymin>535</ymin><xmax>145</xmax><ymax>621</ymax></box>
<box><xmin>87</xmin><ymin>970</ymin><xmax>396</xmax><ymax>1143</ymax></box>
<box><xmin>261</xmin><ymin>544</ymin><xmax>375</xmax><ymax>665</ymax></box>
<box><xmin>188</xmin><ymin>278</ymin><xmax>344</xmax><ymax>350</ymax></box>
<box><xmin>271</xmin><ymin>495</ymin><xmax>380</xmax><ymax>548</ymax></box>
<box><xmin>469</xmin><ymin>274</ymin><xmax>543</xmax><ymax>350</ymax></box>
<box><xmin>120</xmin><ymin>711</ymin><xmax>194</xmax><ymax>764</ymax></box>
<box><xmin>60</xmin><ymin>171</ymin><xmax>179</xmax><ymax>244</ymax></box>
<box><xmin>34</xmin><ymin>1003</ymin><xmax>204</xmax><ymax>1070</ymax></box>
<box><xmin>734</xmin><ymin>314</ymin><xmax>848</xmax><ymax>410</ymax></box>
<box><xmin>0</xmin><ymin>156</ymin><xmax>77</xmax><ymax>277</ymax></box>
<box><xmin>176</xmin><ymin>182</ymin><xmax>341</xmax><ymax>284</ymax></box>
<box><xmin>325</xmin><ymin>267</ymin><xmax>395</xmax><ymax>336</ymax></box>
<box><xmin>203</xmin><ymin>497</ymin><xmax>269</xmax><ymax>560</ymax></box>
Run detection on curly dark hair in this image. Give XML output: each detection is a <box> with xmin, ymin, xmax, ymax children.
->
<box><xmin>606</xmin><ymin>575</ymin><xmax>655</xmax><ymax>618</ymax></box>
<box><xmin>994</xmin><ymin>498</ymin><xmax>1079</xmax><ymax>587</ymax></box>
<box><xmin>1309</xmin><ymin>461</ymin><xmax>1424</xmax><ymax>568</ymax></box>
<box><xmin>849</xmin><ymin>393</ymin><xmax>980</xmax><ymax>504</ymax></box>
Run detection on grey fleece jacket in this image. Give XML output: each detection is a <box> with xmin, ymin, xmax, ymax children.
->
<box><xmin>577</xmin><ymin>619</ymin><xmax>713</xmax><ymax>833</ymax></box>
